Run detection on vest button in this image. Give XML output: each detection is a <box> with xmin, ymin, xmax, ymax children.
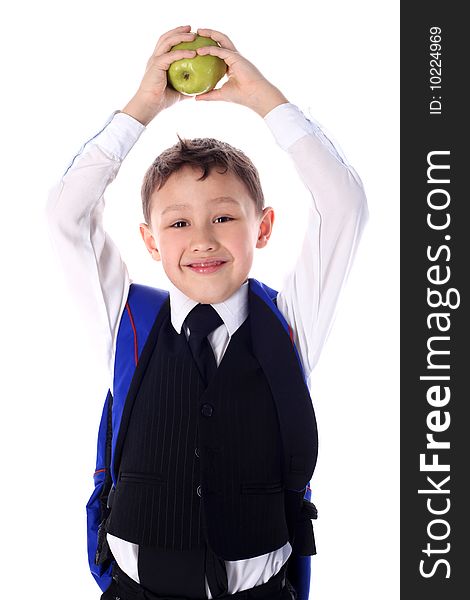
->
<box><xmin>201</xmin><ymin>403</ymin><xmax>214</xmax><ymax>417</ymax></box>
<box><xmin>195</xmin><ymin>447</ymin><xmax>200</xmax><ymax>458</ymax></box>
<box><xmin>197</xmin><ymin>485</ymin><xmax>202</xmax><ymax>497</ymax></box>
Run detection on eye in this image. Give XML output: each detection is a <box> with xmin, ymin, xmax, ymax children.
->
<box><xmin>214</xmin><ymin>216</ymin><xmax>233</xmax><ymax>223</ymax></box>
<box><xmin>170</xmin><ymin>220</ymin><xmax>188</xmax><ymax>228</ymax></box>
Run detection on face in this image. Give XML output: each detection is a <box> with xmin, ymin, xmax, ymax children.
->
<box><xmin>140</xmin><ymin>165</ymin><xmax>275</xmax><ymax>304</ymax></box>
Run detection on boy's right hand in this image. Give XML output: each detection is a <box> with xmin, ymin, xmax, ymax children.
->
<box><xmin>121</xmin><ymin>26</ymin><xmax>198</xmax><ymax>126</ymax></box>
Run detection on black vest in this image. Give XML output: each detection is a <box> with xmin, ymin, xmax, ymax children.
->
<box><xmin>107</xmin><ymin>288</ymin><xmax>317</xmax><ymax>561</ymax></box>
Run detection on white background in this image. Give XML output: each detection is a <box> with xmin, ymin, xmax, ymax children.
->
<box><xmin>1</xmin><ymin>1</ymin><xmax>399</xmax><ymax>598</ymax></box>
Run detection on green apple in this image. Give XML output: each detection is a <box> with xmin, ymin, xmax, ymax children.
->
<box><xmin>168</xmin><ymin>34</ymin><xmax>227</xmax><ymax>95</ymax></box>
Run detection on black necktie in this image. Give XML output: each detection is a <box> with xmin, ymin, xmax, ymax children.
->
<box><xmin>184</xmin><ymin>304</ymin><xmax>223</xmax><ymax>387</ymax></box>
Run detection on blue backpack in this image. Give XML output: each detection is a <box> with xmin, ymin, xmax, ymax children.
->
<box><xmin>86</xmin><ymin>278</ymin><xmax>316</xmax><ymax>599</ymax></box>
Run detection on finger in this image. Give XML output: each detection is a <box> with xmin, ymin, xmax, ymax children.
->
<box><xmin>154</xmin><ymin>31</ymin><xmax>197</xmax><ymax>56</ymax></box>
<box><xmin>196</xmin><ymin>28</ymin><xmax>237</xmax><ymax>51</ymax></box>
<box><xmin>155</xmin><ymin>49</ymin><xmax>197</xmax><ymax>71</ymax></box>
<box><xmin>195</xmin><ymin>45</ymin><xmax>240</xmax><ymax>68</ymax></box>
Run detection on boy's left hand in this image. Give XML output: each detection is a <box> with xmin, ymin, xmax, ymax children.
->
<box><xmin>195</xmin><ymin>28</ymin><xmax>289</xmax><ymax>117</ymax></box>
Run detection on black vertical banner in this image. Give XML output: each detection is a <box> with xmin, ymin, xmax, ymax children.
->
<box><xmin>401</xmin><ymin>3</ymin><xmax>468</xmax><ymax>599</ymax></box>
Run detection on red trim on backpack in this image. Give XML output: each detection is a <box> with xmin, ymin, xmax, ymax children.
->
<box><xmin>94</xmin><ymin>468</ymin><xmax>107</xmax><ymax>476</ymax></box>
<box><xmin>288</xmin><ymin>324</ymin><xmax>294</xmax><ymax>344</ymax></box>
<box><xmin>126</xmin><ymin>302</ymin><xmax>139</xmax><ymax>366</ymax></box>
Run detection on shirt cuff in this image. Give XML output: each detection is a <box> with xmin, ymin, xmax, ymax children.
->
<box><xmin>264</xmin><ymin>103</ymin><xmax>322</xmax><ymax>151</ymax></box>
<box><xmin>84</xmin><ymin>111</ymin><xmax>146</xmax><ymax>161</ymax></box>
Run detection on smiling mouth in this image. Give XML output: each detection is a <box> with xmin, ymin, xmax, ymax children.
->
<box><xmin>188</xmin><ymin>260</ymin><xmax>225</xmax><ymax>267</ymax></box>
<box><xmin>186</xmin><ymin>260</ymin><xmax>227</xmax><ymax>273</ymax></box>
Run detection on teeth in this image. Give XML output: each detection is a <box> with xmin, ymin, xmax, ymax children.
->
<box><xmin>191</xmin><ymin>261</ymin><xmax>222</xmax><ymax>267</ymax></box>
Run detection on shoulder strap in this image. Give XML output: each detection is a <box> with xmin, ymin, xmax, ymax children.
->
<box><xmin>249</xmin><ymin>278</ymin><xmax>303</xmax><ymax>372</ymax></box>
<box><xmin>250</xmin><ymin>278</ymin><xmax>317</xmax><ymax>600</ymax></box>
<box><xmin>111</xmin><ymin>283</ymin><xmax>169</xmax><ymax>484</ymax></box>
<box><xmin>88</xmin><ymin>284</ymin><xmax>169</xmax><ymax>591</ymax></box>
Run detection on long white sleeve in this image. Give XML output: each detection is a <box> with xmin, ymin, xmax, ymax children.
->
<box><xmin>46</xmin><ymin>112</ymin><xmax>145</xmax><ymax>374</ymax></box>
<box><xmin>264</xmin><ymin>103</ymin><xmax>368</xmax><ymax>379</ymax></box>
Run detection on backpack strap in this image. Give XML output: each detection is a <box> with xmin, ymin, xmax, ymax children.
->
<box><xmin>87</xmin><ymin>283</ymin><xmax>169</xmax><ymax>592</ymax></box>
<box><xmin>111</xmin><ymin>284</ymin><xmax>169</xmax><ymax>484</ymax></box>
<box><xmin>86</xmin><ymin>390</ymin><xmax>114</xmax><ymax>591</ymax></box>
<box><xmin>250</xmin><ymin>277</ymin><xmax>306</xmax><ymax>384</ymax></box>
<box><xmin>250</xmin><ymin>278</ymin><xmax>317</xmax><ymax>600</ymax></box>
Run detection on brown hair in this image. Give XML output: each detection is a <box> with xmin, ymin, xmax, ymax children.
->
<box><xmin>141</xmin><ymin>136</ymin><xmax>264</xmax><ymax>224</ymax></box>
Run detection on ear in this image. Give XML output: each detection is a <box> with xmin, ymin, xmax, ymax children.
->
<box><xmin>140</xmin><ymin>223</ymin><xmax>161</xmax><ymax>262</ymax></box>
<box><xmin>256</xmin><ymin>207</ymin><xmax>275</xmax><ymax>249</ymax></box>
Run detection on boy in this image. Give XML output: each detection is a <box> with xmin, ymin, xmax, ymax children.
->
<box><xmin>47</xmin><ymin>25</ymin><xmax>367</xmax><ymax>600</ymax></box>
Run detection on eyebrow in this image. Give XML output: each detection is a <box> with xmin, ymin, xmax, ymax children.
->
<box><xmin>161</xmin><ymin>196</ymin><xmax>240</xmax><ymax>216</ymax></box>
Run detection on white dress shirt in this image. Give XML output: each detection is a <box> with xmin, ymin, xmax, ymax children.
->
<box><xmin>47</xmin><ymin>102</ymin><xmax>368</xmax><ymax>596</ymax></box>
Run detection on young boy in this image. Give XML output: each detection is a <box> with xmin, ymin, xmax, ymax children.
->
<box><xmin>47</xmin><ymin>25</ymin><xmax>367</xmax><ymax>600</ymax></box>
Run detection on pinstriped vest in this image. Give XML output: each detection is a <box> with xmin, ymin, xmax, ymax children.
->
<box><xmin>106</xmin><ymin>280</ymin><xmax>317</xmax><ymax>561</ymax></box>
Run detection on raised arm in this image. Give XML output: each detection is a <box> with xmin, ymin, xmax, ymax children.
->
<box><xmin>266</xmin><ymin>105</ymin><xmax>368</xmax><ymax>378</ymax></box>
<box><xmin>46</xmin><ymin>115</ymin><xmax>143</xmax><ymax>372</ymax></box>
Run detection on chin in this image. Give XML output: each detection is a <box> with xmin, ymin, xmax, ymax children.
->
<box><xmin>190</xmin><ymin>282</ymin><xmax>238</xmax><ymax>305</ymax></box>
<box><xmin>192</xmin><ymin>290</ymin><xmax>228</xmax><ymax>305</ymax></box>
<box><xmin>169</xmin><ymin>270</ymin><xmax>249</xmax><ymax>304</ymax></box>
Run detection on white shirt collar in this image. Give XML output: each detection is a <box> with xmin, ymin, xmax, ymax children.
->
<box><xmin>167</xmin><ymin>279</ymin><xmax>250</xmax><ymax>337</ymax></box>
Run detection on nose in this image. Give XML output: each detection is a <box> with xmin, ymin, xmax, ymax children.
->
<box><xmin>189</xmin><ymin>224</ymin><xmax>218</xmax><ymax>252</ymax></box>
